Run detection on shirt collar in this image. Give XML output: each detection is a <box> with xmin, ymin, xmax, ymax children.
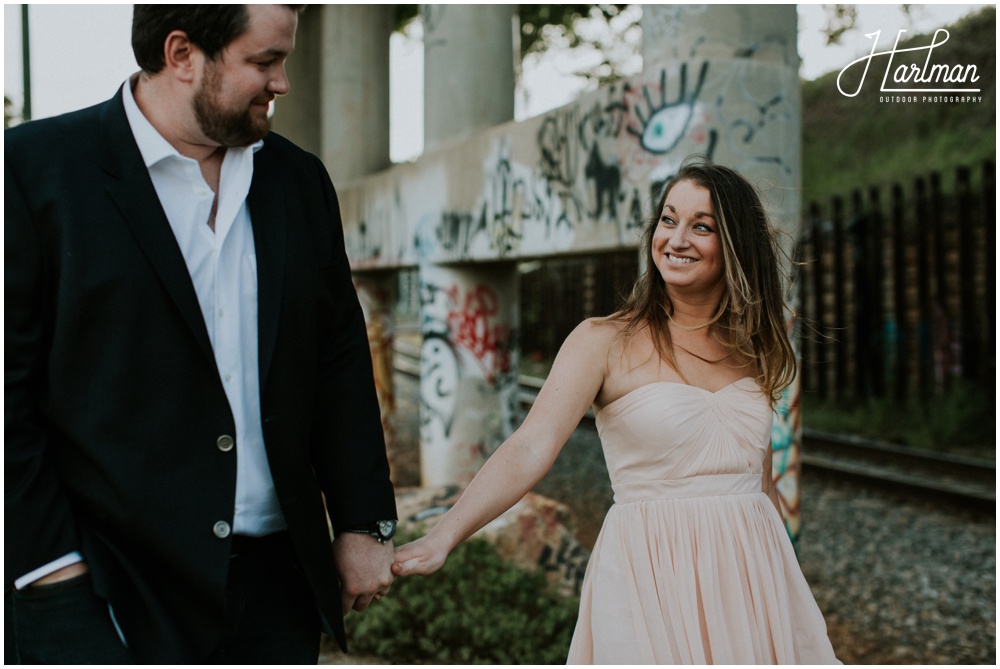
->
<box><xmin>121</xmin><ymin>75</ymin><xmax>264</xmax><ymax>169</ymax></box>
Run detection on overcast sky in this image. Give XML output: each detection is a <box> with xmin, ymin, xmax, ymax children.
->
<box><xmin>4</xmin><ymin>3</ymin><xmax>987</xmax><ymax>161</ymax></box>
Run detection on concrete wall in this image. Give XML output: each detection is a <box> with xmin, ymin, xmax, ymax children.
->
<box><xmin>339</xmin><ymin>59</ymin><xmax>800</xmax><ymax>267</ymax></box>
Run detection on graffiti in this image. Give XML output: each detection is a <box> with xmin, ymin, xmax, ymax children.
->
<box><xmin>537</xmin><ymin>113</ymin><xmax>578</xmax><ymax>187</ymax></box>
<box><xmin>627</xmin><ymin>62</ymin><xmax>710</xmax><ymax>155</ymax></box>
<box><xmin>713</xmin><ymin>65</ymin><xmax>795</xmax><ymax>175</ymax></box>
<box><xmin>417</xmin><ymin>274</ymin><xmax>518</xmax><ymax>473</ymax></box>
<box><xmin>478</xmin><ymin>139</ymin><xmax>581</xmax><ymax>256</ymax></box>
<box><xmin>584</xmin><ymin>142</ymin><xmax>622</xmax><ymax>220</ymax></box>
<box><xmin>419</xmin><ymin>279</ymin><xmax>460</xmax><ymax>444</ymax></box>
<box><xmin>577</xmin><ymin>93</ymin><xmax>630</xmax><ymax>224</ymax></box>
<box><xmin>447</xmin><ymin>285</ymin><xmax>513</xmax><ymax>382</ymax></box>
<box><xmin>341</xmin><ymin>27</ymin><xmax>800</xmax><ymax>268</ymax></box>
<box><xmin>481</xmin><ymin>141</ymin><xmax>526</xmax><ymax>256</ymax></box>
<box><xmin>436</xmin><ymin>210</ymin><xmax>485</xmax><ymax>257</ymax></box>
<box><xmin>538</xmin><ymin>533</ymin><xmax>590</xmax><ymax>596</ymax></box>
<box><xmin>419</xmin><ymin>333</ymin><xmax>460</xmax><ymax>441</ymax></box>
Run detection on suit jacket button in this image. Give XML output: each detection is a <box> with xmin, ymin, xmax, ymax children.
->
<box><xmin>213</xmin><ymin>521</ymin><xmax>231</xmax><ymax>539</ymax></box>
<box><xmin>217</xmin><ymin>435</ymin><xmax>235</xmax><ymax>452</ymax></box>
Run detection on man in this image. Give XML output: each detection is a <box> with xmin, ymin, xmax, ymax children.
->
<box><xmin>5</xmin><ymin>5</ymin><xmax>397</xmax><ymax>663</ymax></box>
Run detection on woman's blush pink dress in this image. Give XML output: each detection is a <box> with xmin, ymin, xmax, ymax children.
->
<box><xmin>566</xmin><ymin>378</ymin><xmax>840</xmax><ymax>664</ymax></box>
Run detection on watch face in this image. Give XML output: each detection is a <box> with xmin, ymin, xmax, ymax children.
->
<box><xmin>378</xmin><ymin>519</ymin><xmax>396</xmax><ymax>539</ymax></box>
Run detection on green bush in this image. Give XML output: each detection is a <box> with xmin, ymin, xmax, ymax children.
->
<box><xmin>346</xmin><ymin>533</ymin><xmax>580</xmax><ymax>664</ymax></box>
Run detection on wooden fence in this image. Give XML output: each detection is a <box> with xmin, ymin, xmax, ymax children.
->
<box><xmin>797</xmin><ymin>161</ymin><xmax>995</xmax><ymax>404</ymax></box>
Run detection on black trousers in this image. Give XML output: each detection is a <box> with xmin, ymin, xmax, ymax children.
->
<box><xmin>5</xmin><ymin>533</ymin><xmax>321</xmax><ymax>664</ymax></box>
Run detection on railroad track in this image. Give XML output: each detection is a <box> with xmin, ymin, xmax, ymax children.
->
<box><xmin>800</xmin><ymin>428</ymin><xmax>995</xmax><ymax>507</ymax></box>
<box><xmin>392</xmin><ymin>340</ymin><xmax>995</xmax><ymax>507</ymax></box>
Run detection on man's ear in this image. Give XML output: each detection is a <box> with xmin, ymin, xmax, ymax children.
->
<box><xmin>162</xmin><ymin>29</ymin><xmax>200</xmax><ymax>84</ymax></box>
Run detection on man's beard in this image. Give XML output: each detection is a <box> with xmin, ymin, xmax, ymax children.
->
<box><xmin>193</xmin><ymin>63</ymin><xmax>270</xmax><ymax>147</ymax></box>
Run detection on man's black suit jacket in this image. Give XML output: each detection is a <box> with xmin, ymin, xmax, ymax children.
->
<box><xmin>4</xmin><ymin>89</ymin><xmax>397</xmax><ymax>662</ymax></box>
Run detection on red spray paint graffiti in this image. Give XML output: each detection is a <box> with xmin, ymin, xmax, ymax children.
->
<box><xmin>445</xmin><ymin>284</ymin><xmax>512</xmax><ymax>383</ymax></box>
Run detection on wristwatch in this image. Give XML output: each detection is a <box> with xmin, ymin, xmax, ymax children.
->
<box><xmin>342</xmin><ymin>519</ymin><xmax>397</xmax><ymax>544</ymax></box>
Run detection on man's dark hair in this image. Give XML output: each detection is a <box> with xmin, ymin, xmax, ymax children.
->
<box><xmin>132</xmin><ymin>5</ymin><xmax>250</xmax><ymax>73</ymax></box>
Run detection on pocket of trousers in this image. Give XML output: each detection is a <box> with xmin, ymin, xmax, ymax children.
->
<box><xmin>14</xmin><ymin>571</ymin><xmax>92</xmax><ymax>600</ymax></box>
<box><xmin>10</xmin><ymin>572</ymin><xmax>132</xmax><ymax>664</ymax></box>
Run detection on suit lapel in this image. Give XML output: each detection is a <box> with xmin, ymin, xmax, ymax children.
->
<box><xmin>248</xmin><ymin>145</ymin><xmax>287</xmax><ymax>388</ymax></box>
<box><xmin>98</xmin><ymin>91</ymin><xmax>217</xmax><ymax>366</ymax></box>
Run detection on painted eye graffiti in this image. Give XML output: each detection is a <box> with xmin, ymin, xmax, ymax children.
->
<box><xmin>628</xmin><ymin>62</ymin><xmax>710</xmax><ymax>155</ymax></box>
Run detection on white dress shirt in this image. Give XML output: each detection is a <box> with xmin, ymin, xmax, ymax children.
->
<box><xmin>122</xmin><ymin>79</ymin><xmax>285</xmax><ymax>536</ymax></box>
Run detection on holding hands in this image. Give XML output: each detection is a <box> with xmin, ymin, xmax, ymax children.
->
<box><xmin>333</xmin><ymin>533</ymin><xmax>395</xmax><ymax>614</ymax></box>
<box><xmin>392</xmin><ymin>533</ymin><xmax>450</xmax><ymax>577</ymax></box>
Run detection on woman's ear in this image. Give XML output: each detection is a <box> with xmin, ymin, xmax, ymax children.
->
<box><xmin>162</xmin><ymin>29</ymin><xmax>200</xmax><ymax>84</ymax></box>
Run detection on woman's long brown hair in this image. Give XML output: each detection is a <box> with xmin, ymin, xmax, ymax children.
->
<box><xmin>609</xmin><ymin>158</ymin><xmax>796</xmax><ymax>407</ymax></box>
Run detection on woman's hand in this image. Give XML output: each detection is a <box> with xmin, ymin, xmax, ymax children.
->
<box><xmin>392</xmin><ymin>534</ymin><xmax>450</xmax><ymax>576</ymax></box>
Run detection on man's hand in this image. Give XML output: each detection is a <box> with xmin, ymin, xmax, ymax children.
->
<box><xmin>30</xmin><ymin>561</ymin><xmax>90</xmax><ymax>587</ymax></box>
<box><xmin>332</xmin><ymin>533</ymin><xmax>394</xmax><ymax>615</ymax></box>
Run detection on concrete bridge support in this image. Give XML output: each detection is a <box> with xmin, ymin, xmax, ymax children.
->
<box><xmin>422</xmin><ymin>4</ymin><xmax>516</xmax><ymax>150</ymax></box>
<box><xmin>418</xmin><ymin>264</ymin><xmax>519</xmax><ymax>487</ymax></box>
<box><xmin>273</xmin><ymin>4</ymin><xmax>393</xmax><ymax>183</ymax></box>
<box><xmin>418</xmin><ymin>5</ymin><xmax>521</xmax><ymax>486</ymax></box>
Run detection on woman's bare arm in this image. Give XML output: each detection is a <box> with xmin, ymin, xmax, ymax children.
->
<box><xmin>392</xmin><ymin>319</ymin><xmax>615</xmax><ymax>576</ymax></box>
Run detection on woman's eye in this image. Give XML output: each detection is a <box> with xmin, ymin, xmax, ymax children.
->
<box><xmin>660</xmin><ymin>216</ymin><xmax>675</xmax><ymax>226</ymax></box>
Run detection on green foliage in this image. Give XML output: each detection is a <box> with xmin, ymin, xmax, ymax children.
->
<box><xmin>346</xmin><ymin>533</ymin><xmax>580</xmax><ymax>664</ymax></box>
<box><xmin>801</xmin><ymin>6</ymin><xmax>996</xmax><ymax>207</ymax></box>
<box><xmin>801</xmin><ymin>381</ymin><xmax>995</xmax><ymax>460</ymax></box>
<box><xmin>821</xmin><ymin>4</ymin><xmax>859</xmax><ymax>45</ymax></box>
<box><xmin>392</xmin><ymin>5</ymin><xmax>420</xmax><ymax>32</ymax></box>
<box><xmin>518</xmin><ymin>5</ymin><xmax>631</xmax><ymax>57</ymax></box>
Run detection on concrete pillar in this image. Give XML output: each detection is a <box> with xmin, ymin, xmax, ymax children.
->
<box><xmin>418</xmin><ymin>263</ymin><xmax>519</xmax><ymax>487</ymax></box>
<box><xmin>273</xmin><ymin>4</ymin><xmax>321</xmax><ymax>155</ymax></box>
<box><xmin>418</xmin><ymin>4</ymin><xmax>520</xmax><ymax>487</ymax></box>
<box><xmin>422</xmin><ymin>4</ymin><xmax>516</xmax><ymax>150</ymax></box>
<box><xmin>642</xmin><ymin>5</ymin><xmax>798</xmax><ymax>68</ymax></box>
<box><xmin>273</xmin><ymin>5</ymin><xmax>392</xmax><ymax>183</ymax></box>
<box><xmin>354</xmin><ymin>274</ymin><xmax>399</xmax><ymax>485</ymax></box>
<box><xmin>642</xmin><ymin>5</ymin><xmax>803</xmax><ymax>540</ymax></box>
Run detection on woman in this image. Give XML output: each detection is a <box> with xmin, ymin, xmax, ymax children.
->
<box><xmin>392</xmin><ymin>160</ymin><xmax>840</xmax><ymax>664</ymax></box>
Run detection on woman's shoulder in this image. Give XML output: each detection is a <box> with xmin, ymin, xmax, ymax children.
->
<box><xmin>559</xmin><ymin>314</ymin><xmax>643</xmax><ymax>362</ymax></box>
<box><xmin>569</xmin><ymin>315</ymin><xmax>630</xmax><ymax>344</ymax></box>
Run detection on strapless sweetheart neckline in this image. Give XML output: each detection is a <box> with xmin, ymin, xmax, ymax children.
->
<box><xmin>599</xmin><ymin>376</ymin><xmax>759</xmax><ymax>413</ymax></box>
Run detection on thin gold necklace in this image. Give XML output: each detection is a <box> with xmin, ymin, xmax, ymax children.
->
<box><xmin>672</xmin><ymin>341</ymin><xmax>734</xmax><ymax>364</ymax></box>
<box><xmin>666</xmin><ymin>309</ymin><xmax>713</xmax><ymax>332</ymax></box>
